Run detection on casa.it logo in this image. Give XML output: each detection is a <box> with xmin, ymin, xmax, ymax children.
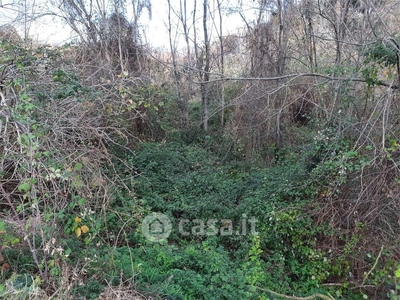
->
<box><xmin>141</xmin><ymin>212</ymin><xmax>172</xmax><ymax>242</ymax></box>
<box><xmin>141</xmin><ymin>213</ymin><xmax>259</xmax><ymax>242</ymax></box>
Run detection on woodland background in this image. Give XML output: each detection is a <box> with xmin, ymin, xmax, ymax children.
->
<box><xmin>1</xmin><ymin>0</ymin><xmax>400</xmax><ymax>299</ymax></box>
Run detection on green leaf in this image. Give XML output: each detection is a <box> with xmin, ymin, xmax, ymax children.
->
<box><xmin>344</xmin><ymin>151</ymin><xmax>358</xmax><ymax>158</ymax></box>
<box><xmin>11</xmin><ymin>237</ymin><xmax>20</xmax><ymax>245</ymax></box>
<box><xmin>78</xmin><ymin>198</ymin><xmax>85</xmax><ymax>206</ymax></box>
<box><xmin>18</xmin><ymin>183</ymin><xmax>31</xmax><ymax>192</ymax></box>
<box><xmin>395</xmin><ymin>268</ymin><xmax>400</xmax><ymax>278</ymax></box>
<box><xmin>71</xmin><ymin>179</ymin><xmax>84</xmax><ymax>188</ymax></box>
<box><xmin>74</xmin><ymin>163</ymin><xmax>83</xmax><ymax>171</ymax></box>
<box><xmin>65</xmin><ymin>248</ymin><xmax>72</xmax><ymax>256</ymax></box>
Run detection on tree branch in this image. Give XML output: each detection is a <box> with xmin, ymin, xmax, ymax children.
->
<box><xmin>194</xmin><ymin>72</ymin><xmax>399</xmax><ymax>89</ymax></box>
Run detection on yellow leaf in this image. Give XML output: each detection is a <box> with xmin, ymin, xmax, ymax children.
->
<box><xmin>81</xmin><ymin>225</ymin><xmax>89</xmax><ymax>233</ymax></box>
<box><xmin>75</xmin><ymin>227</ymin><xmax>82</xmax><ymax>238</ymax></box>
<box><xmin>75</xmin><ymin>216</ymin><xmax>82</xmax><ymax>223</ymax></box>
<box><xmin>66</xmin><ymin>167</ymin><xmax>72</xmax><ymax>172</ymax></box>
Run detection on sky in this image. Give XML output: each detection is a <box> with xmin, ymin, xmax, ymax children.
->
<box><xmin>143</xmin><ymin>0</ymin><xmax>256</xmax><ymax>49</ymax></box>
<box><xmin>0</xmin><ymin>0</ymin><xmax>257</xmax><ymax>48</ymax></box>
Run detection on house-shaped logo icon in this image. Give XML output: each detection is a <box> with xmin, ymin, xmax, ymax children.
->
<box><xmin>149</xmin><ymin>218</ymin><xmax>165</xmax><ymax>234</ymax></box>
<box><xmin>142</xmin><ymin>212</ymin><xmax>172</xmax><ymax>242</ymax></box>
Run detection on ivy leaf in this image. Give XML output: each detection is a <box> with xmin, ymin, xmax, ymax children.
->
<box><xmin>18</xmin><ymin>183</ymin><xmax>31</xmax><ymax>192</ymax></box>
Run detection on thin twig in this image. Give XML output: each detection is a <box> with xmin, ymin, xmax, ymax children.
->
<box><xmin>255</xmin><ymin>286</ymin><xmax>335</xmax><ymax>300</ymax></box>
<box><xmin>361</xmin><ymin>245</ymin><xmax>384</xmax><ymax>286</ymax></box>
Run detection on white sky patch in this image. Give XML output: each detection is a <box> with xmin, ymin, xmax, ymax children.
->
<box><xmin>0</xmin><ymin>0</ymin><xmax>257</xmax><ymax>47</ymax></box>
<box><xmin>144</xmin><ymin>0</ymin><xmax>256</xmax><ymax>50</ymax></box>
<box><xmin>29</xmin><ymin>15</ymin><xmax>76</xmax><ymax>45</ymax></box>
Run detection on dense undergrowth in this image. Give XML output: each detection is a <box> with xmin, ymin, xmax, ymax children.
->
<box><xmin>1</xmin><ymin>36</ymin><xmax>400</xmax><ymax>300</ymax></box>
<box><xmin>3</xmin><ymin>135</ymin><xmax>398</xmax><ymax>299</ymax></box>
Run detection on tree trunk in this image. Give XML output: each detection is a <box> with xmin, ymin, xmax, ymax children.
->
<box><xmin>202</xmin><ymin>0</ymin><xmax>210</xmax><ymax>132</ymax></box>
<box><xmin>167</xmin><ymin>0</ymin><xmax>182</xmax><ymax>113</ymax></box>
<box><xmin>180</xmin><ymin>0</ymin><xmax>190</xmax><ymax>127</ymax></box>
<box><xmin>217</xmin><ymin>0</ymin><xmax>225</xmax><ymax>126</ymax></box>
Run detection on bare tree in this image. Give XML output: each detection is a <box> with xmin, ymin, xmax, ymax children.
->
<box><xmin>217</xmin><ymin>0</ymin><xmax>225</xmax><ymax>126</ymax></box>
<box><xmin>167</xmin><ymin>0</ymin><xmax>182</xmax><ymax>110</ymax></box>
<box><xmin>55</xmin><ymin>0</ymin><xmax>151</xmax><ymax>77</ymax></box>
<box><xmin>179</xmin><ymin>0</ymin><xmax>192</xmax><ymax>126</ymax></box>
<box><xmin>166</xmin><ymin>0</ymin><xmax>192</xmax><ymax>127</ymax></box>
<box><xmin>201</xmin><ymin>0</ymin><xmax>210</xmax><ymax>132</ymax></box>
<box><xmin>301</xmin><ymin>0</ymin><xmax>317</xmax><ymax>70</ymax></box>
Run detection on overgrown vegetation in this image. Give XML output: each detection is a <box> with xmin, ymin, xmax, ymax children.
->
<box><xmin>1</xmin><ymin>0</ymin><xmax>400</xmax><ymax>299</ymax></box>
